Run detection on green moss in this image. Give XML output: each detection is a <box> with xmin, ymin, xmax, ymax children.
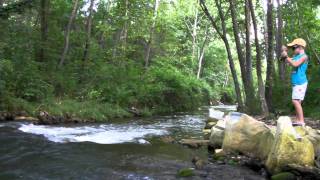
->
<box><xmin>271</xmin><ymin>172</ymin><xmax>297</xmax><ymax>180</ymax></box>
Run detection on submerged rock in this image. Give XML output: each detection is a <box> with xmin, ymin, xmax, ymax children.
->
<box><xmin>177</xmin><ymin>168</ymin><xmax>194</xmax><ymax>177</ymax></box>
<box><xmin>179</xmin><ymin>139</ymin><xmax>209</xmax><ymax>148</ymax></box>
<box><xmin>266</xmin><ymin>116</ymin><xmax>315</xmax><ymax>174</ymax></box>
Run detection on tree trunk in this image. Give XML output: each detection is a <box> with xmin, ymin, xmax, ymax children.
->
<box><xmin>248</xmin><ymin>0</ymin><xmax>269</xmax><ymax>115</ymax></box>
<box><xmin>192</xmin><ymin>7</ymin><xmax>198</xmax><ymax>64</ymax></box>
<box><xmin>229</xmin><ymin>0</ymin><xmax>256</xmax><ymax>112</ymax></box>
<box><xmin>265</xmin><ymin>0</ymin><xmax>274</xmax><ymax>111</ymax></box>
<box><xmin>58</xmin><ymin>0</ymin><xmax>79</xmax><ymax>68</ymax></box>
<box><xmin>197</xmin><ymin>26</ymin><xmax>209</xmax><ymax>79</ymax></box>
<box><xmin>82</xmin><ymin>0</ymin><xmax>95</xmax><ymax>62</ymax></box>
<box><xmin>144</xmin><ymin>0</ymin><xmax>160</xmax><ymax>69</ymax></box>
<box><xmin>276</xmin><ymin>0</ymin><xmax>285</xmax><ymax>81</ymax></box>
<box><xmin>199</xmin><ymin>0</ymin><xmax>244</xmax><ymax>110</ymax></box>
<box><xmin>39</xmin><ymin>0</ymin><xmax>49</xmax><ymax>62</ymax></box>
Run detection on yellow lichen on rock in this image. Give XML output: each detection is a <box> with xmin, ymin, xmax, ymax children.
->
<box><xmin>266</xmin><ymin>116</ymin><xmax>315</xmax><ymax>174</ymax></box>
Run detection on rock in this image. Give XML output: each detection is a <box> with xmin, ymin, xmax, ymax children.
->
<box><xmin>271</xmin><ymin>172</ymin><xmax>297</xmax><ymax>180</ymax></box>
<box><xmin>266</xmin><ymin>116</ymin><xmax>315</xmax><ymax>174</ymax></box>
<box><xmin>192</xmin><ymin>156</ymin><xmax>206</xmax><ymax>169</ymax></box>
<box><xmin>294</xmin><ymin>126</ymin><xmax>320</xmax><ymax>159</ymax></box>
<box><xmin>14</xmin><ymin>116</ymin><xmax>38</xmax><ymax>122</ymax></box>
<box><xmin>177</xmin><ymin>168</ymin><xmax>194</xmax><ymax>177</ymax></box>
<box><xmin>202</xmin><ymin>129</ymin><xmax>211</xmax><ymax>140</ymax></box>
<box><xmin>161</xmin><ymin>136</ymin><xmax>175</xmax><ymax>143</ymax></box>
<box><xmin>0</xmin><ymin>112</ymin><xmax>14</xmax><ymax>122</ymax></box>
<box><xmin>204</xmin><ymin>121</ymin><xmax>217</xmax><ymax>129</ymax></box>
<box><xmin>283</xmin><ymin>164</ymin><xmax>320</xmax><ymax>180</ymax></box>
<box><xmin>209</xmin><ymin>128</ymin><xmax>224</xmax><ymax>148</ymax></box>
<box><xmin>179</xmin><ymin>139</ymin><xmax>209</xmax><ymax>148</ymax></box>
<box><xmin>207</xmin><ymin>108</ymin><xmax>224</xmax><ymax>122</ymax></box>
<box><xmin>222</xmin><ymin>114</ymin><xmax>275</xmax><ymax>160</ymax></box>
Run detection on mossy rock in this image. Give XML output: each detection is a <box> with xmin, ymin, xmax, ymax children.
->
<box><xmin>266</xmin><ymin>117</ymin><xmax>315</xmax><ymax>174</ymax></box>
<box><xmin>177</xmin><ymin>168</ymin><xmax>194</xmax><ymax>177</ymax></box>
<box><xmin>271</xmin><ymin>172</ymin><xmax>297</xmax><ymax>180</ymax></box>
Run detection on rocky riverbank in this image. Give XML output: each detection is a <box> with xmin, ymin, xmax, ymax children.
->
<box><xmin>203</xmin><ymin>108</ymin><xmax>320</xmax><ymax>179</ymax></box>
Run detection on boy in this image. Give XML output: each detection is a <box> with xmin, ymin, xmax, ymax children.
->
<box><xmin>281</xmin><ymin>38</ymin><xmax>309</xmax><ymax>126</ymax></box>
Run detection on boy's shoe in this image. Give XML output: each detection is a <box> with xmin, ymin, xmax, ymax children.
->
<box><xmin>292</xmin><ymin>121</ymin><xmax>306</xmax><ymax>127</ymax></box>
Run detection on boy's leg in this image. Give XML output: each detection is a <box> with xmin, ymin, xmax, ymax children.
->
<box><xmin>292</xmin><ymin>99</ymin><xmax>304</xmax><ymax>123</ymax></box>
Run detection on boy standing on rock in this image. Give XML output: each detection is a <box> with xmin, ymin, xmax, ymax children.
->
<box><xmin>281</xmin><ymin>38</ymin><xmax>309</xmax><ymax>126</ymax></box>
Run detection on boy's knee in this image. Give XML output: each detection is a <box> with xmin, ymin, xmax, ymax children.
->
<box><xmin>292</xmin><ymin>99</ymin><xmax>301</xmax><ymax>104</ymax></box>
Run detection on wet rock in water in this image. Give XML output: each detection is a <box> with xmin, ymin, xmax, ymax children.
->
<box><xmin>207</xmin><ymin>108</ymin><xmax>224</xmax><ymax>122</ymax></box>
<box><xmin>271</xmin><ymin>172</ymin><xmax>297</xmax><ymax>180</ymax></box>
<box><xmin>192</xmin><ymin>156</ymin><xmax>206</xmax><ymax>169</ymax></box>
<box><xmin>282</xmin><ymin>164</ymin><xmax>320</xmax><ymax>180</ymax></box>
<box><xmin>202</xmin><ymin>129</ymin><xmax>211</xmax><ymax>140</ymax></box>
<box><xmin>222</xmin><ymin>114</ymin><xmax>275</xmax><ymax>160</ymax></box>
<box><xmin>204</xmin><ymin>121</ymin><xmax>217</xmax><ymax>129</ymax></box>
<box><xmin>266</xmin><ymin>116</ymin><xmax>315</xmax><ymax>174</ymax></box>
<box><xmin>209</xmin><ymin>119</ymin><xmax>226</xmax><ymax>148</ymax></box>
<box><xmin>179</xmin><ymin>139</ymin><xmax>209</xmax><ymax>148</ymax></box>
<box><xmin>37</xmin><ymin>111</ymin><xmax>91</xmax><ymax>125</ymax></box>
<box><xmin>177</xmin><ymin>168</ymin><xmax>194</xmax><ymax>177</ymax></box>
<box><xmin>0</xmin><ymin>112</ymin><xmax>15</xmax><ymax>121</ymax></box>
<box><xmin>14</xmin><ymin>116</ymin><xmax>38</xmax><ymax>122</ymax></box>
<box><xmin>161</xmin><ymin>136</ymin><xmax>175</xmax><ymax>143</ymax></box>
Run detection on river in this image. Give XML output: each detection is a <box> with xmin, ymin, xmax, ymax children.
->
<box><xmin>0</xmin><ymin>106</ymin><xmax>265</xmax><ymax>180</ymax></box>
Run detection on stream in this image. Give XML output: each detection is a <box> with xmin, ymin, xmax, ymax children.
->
<box><xmin>0</xmin><ymin>106</ymin><xmax>265</xmax><ymax>180</ymax></box>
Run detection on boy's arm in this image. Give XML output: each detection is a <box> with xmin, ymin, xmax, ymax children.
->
<box><xmin>286</xmin><ymin>56</ymin><xmax>308</xmax><ymax>67</ymax></box>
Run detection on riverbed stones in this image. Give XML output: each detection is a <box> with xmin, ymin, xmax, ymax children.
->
<box><xmin>179</xmin><ymin>139</ymin><xmax>209</xmax><ymax>148</ymax></box>
<box><xmin>222</xmin><ymin>114</ymin><xmax>275</xmax><ymax>160</ymax></box>
<box><xmin>266</xmin><ymin>116</ymin><xmax>315</xmax><ymax>174</ymax></box>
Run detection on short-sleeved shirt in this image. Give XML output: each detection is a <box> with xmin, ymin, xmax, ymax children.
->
<box><xmin>291</xmin><ymin>53</ymin><xmax>308</xmax><ymax>85</ymax></box>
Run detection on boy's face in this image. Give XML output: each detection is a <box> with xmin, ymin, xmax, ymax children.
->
<box><xmin>292</xmin><ymin>45</ymin><xmax>303</xmax><ymax>54</ymax></box>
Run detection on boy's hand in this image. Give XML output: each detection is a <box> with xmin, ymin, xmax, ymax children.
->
<box><xmin>280</xmin><ymin>45</ymin><xmax>289</xmax><ymax>59</ymax></box>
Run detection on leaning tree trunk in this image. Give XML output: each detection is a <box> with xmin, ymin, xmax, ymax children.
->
<box><xmin>58</xmin><ymin>0</ymin><xmax>79</xmax><ymax>68</ymax></box>
<box><xmin>144</xmin><ymin>0</ymin><xmax>160</xmax><ymax>69</ymax></box>
<box><xmin>197</xmin><ymin>26</ymin><xmax>209</xmax><ymax>79</ymax></box>
<box><xmin>248</xmin><ymin>0</ymin><xmax>269</xmax><ymax>116</ymax></box>
<box><xmin>265</xmin><ymin>0</ymin><xmax>274</xmax><ymax>111</ymax></box>
<box><xmin>229</xmin><ymin>0</ymin><xmax>256</xmax><ymax>112</ymax></box>
<box><xmin>199</xmin><ymin>0</ymin><xmax>245</xmax><ymax>110</ymax></box>
<box><xmin>39</xmin><ymin>0</ymin><xmax>49</xmax><ymax>62</ymax></box>
<box><xmin>82</xmin><ymin>0</ymin><xmax>94</xmax><ymax>62</ymax></box>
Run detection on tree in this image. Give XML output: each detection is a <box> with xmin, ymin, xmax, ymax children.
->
<box><xmin>58</xmin><ymin>0</ymin><xmax>79</xmax><ymax>68</ymax></box>
<box><xmin>82</xmin><ymin>0</ymin><xmax>95</xmax><ymax>62</ymax></box>
<box><xmin>228</xmin><ymin>0</ymin><xmax>256</xmax><ymax>112</ymax></box>
<box><xmin>144</xmin><ymin>0</ymin><xmax>160</xmax><ymax>69</ymax></box>
<box><xmin>200</xmin><ymin>0</ymin><xmax>244</xmax><ymax>110</ymax></box>
<box><xmin>39</xmin><ymin>0</ymin><xmax>49</xmax><ymax>62</ymax></box>
<box><xmin>276</xmin><ymin>0</ymin><xmax>285</xmax><ymax>81</ymax></box>
<box><xmin>248</xmin><ymin>0</ymin><xmax>269</xmax><ymax>115</ymax></box>
<box><xmin>265</xmin><ymin>0</ymin><xmax>274</xmax><ymax>111</ymax></box>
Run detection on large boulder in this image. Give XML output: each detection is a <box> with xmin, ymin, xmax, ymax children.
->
<box><xmin>266</xmin><ymin>116</ymin><xmax>315</xmax><ymax>174</ymax></box>
<box><xmin>222</xmin><ymin>113</ymin><xmax>275</xmax><ymax>160</ymax></box>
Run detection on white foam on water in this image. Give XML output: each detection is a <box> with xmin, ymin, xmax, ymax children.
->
<box><xmin>18</xmin><ymin>123</ymin><xmax>167</xmax><ymax>144</ymax></box>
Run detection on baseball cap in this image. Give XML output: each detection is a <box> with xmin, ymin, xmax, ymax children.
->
<box><xmin>287</xmin><ymin>38</ymin><xmax>307</xmax><ymax>48</ymax></box>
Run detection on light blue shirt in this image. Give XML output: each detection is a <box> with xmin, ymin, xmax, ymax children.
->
<box><xmin>291</xmin><ymin>53</ymin><xmax>308</xmax><ymax>85</ymax></box>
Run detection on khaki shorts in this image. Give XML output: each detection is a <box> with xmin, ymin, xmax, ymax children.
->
<box><xmin>292</xmin><ymin>82</ymin><xmax>308</xmax><ymax>100</ymax></box>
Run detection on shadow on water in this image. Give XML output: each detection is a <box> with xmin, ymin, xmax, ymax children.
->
<box><xmin>0</xmin><ymin>106</ymin><xmax>265</xmax><ymax>180</ymax></box>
